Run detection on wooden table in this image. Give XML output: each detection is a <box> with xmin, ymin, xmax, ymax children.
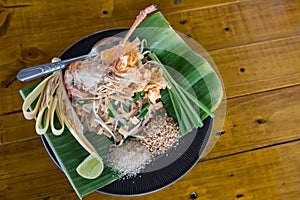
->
<box><xmin>1</xmin><ymin>0</ymin><xmax>299</xmax><ymax>199</ymax></box>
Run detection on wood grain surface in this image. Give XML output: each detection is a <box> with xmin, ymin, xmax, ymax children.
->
<box><xmin>0</xmin><ymin>0</ymin><xmax>299</xmax><ymax>199</ymax></box>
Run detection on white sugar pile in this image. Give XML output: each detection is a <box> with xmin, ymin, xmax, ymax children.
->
<box><xmin>105</xmin><ymin>140</ymin><xmax>152</xmax><ymax>176</ymax></box>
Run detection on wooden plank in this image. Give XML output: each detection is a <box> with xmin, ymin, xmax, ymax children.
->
<box><xmin>0</xmin><ymin>88</ymin><xmax>23</xmax><ymax>115</ymax></box>
<box><xmin>0</xmin><ymin>138</ymin><xmax>56</xmax><ymax>178</ymax></box>
<box><xmin>0</xmin><ymin>170</ymin><xmax>74</xmax><ymax>200</ymax></box>
<box><xmin>169</xmin><ymin>0</ymin><xmax>300</xmax><ymax>50</ymax></box>
<box><xmin>139</xmin><ymin>141</ymin><xmax>300</xmax><ymax>200</ymax></box>
<box><xmin>1</xmin><ymin>136</ymin><xmax>299</xmax><ymax>199</ymax></box>
<box><xmin>0</xmin><ymin>112</ymin><xmax>37</xmax><ymax>145</ymax></box>
<box><xmin>205</xmin><ymin>85</ymin><xmax>300</xmax><ymax>159</ymax></box>
<box><xmin>2</xmin><ymin>0</ymin><xmax>299</xmax><ymax>49</ymax></box>
<box><xmin>0</xmin><ymin>170</ymin><xmax>77</xmax><ymax>200</ymax></box>
<box><xmin>0</xmin><ymin>0</ymin><xmax>235</xmax><ymax>38</ymax></box>
<box><xmin>0</xmin><ymin>138</ymin><xmax>73</xmax><ymax>199</ymax></box>
<box><xmin>211</xmin><ymin>35</ymin><xmax>300</xmax><ymax>98</ymax></box>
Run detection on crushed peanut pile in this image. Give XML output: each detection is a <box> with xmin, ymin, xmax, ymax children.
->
<box><xmin>140</xmin><ymin>115</ymin><xmax>179</xmax><ymax>155</ymax></box>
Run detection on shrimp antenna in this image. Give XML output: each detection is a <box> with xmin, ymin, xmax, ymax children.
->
<box><xmin>121</xmin><ymin>4</ymin><xmax>158</xmax><ymax>46</ymax></box>
<box><xmin>111</xmin><ymin>4</ymin><xmax>158</xmax><ymax>68</ymax></box>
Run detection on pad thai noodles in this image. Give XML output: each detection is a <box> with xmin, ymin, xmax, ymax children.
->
<box><xmin>64</xmin><ymin>37</ymin><xmax>170</xmax><ymax>145</ymax></box>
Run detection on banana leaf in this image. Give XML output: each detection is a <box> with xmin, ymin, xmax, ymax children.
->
<box><xmin>20</xmin><ymin>11</ymin><xmax>223</xmax><ymax>198</ymax></box>
<box><xmin>132</xmin><ymin>12</ymin><xmax>223</xmax><ymax>134</ymax></box>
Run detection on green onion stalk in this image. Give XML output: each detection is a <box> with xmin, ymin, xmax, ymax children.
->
<box><xmin>148</xmin><ymin>52</ymin><xmax>214</xmax><ymax>135</ymax></box>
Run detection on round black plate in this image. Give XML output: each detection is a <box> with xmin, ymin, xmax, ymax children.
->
<box><xmin>41</xmin><ymin>29</ymin><xmax>214</xmax><ymax>196</ymax></box>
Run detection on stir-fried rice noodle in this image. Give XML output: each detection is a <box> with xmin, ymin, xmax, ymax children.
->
<box><xmin>66</xmin><ymin>37</ymin><xmax>180</xmax><ymax>174</ymax></box>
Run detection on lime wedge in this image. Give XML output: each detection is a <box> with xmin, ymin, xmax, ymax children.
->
<box><xmin>76</xmin><ymin>153</ymin><xmax>104</xmax><ymax>179</ymax></box>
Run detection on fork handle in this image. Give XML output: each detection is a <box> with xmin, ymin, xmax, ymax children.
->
<box><xmin>17</xmin><ymin>62</ymin><xmax>65</xmax><ymax>82</ymax></box>
<box><xmin>16</xmin><ymin>55</ymin><xmax>87</xmax><ymax>82</ymax></box>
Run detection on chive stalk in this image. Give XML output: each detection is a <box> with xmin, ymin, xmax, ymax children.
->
<box><xmin>136</xmin><ymin>102</ymin><xmax>150</xmax><ymax>119</ymax></box>
<box><xmin>149</xmin><ymin>52</ymin><xmax>213</xmax><ymax>135</ymax></box>
<box><xmin>133</xmin><ymin>91</ymin><xmax>144</xmax><ymax>103</ymax></box>
<box><xmin>108</xmin><ymin>109</ymin><xmax>115</xmax><ymax>118</ymax></box>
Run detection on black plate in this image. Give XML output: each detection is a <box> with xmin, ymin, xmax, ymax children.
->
<box><xmin>41</xmin><ymin>29</ymin><xmax>214</xmax><ymax>196</ymax></box>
